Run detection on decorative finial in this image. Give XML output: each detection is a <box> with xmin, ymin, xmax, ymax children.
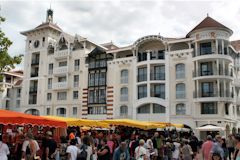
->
<box><xmin>207</xmin><ymin>13</ymin><xmax>209</xmax><ymax>17</ymax></box>
<box><xmin>46</xmin><ymin>8</ymin><xmax>53</xmax><ymax>23</ymax></box>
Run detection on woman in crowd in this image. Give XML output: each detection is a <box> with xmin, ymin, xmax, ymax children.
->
<box><xmin>97</xmin><ymin>138</ymin><xmax>111</xmax><ymax>160</ymax></box>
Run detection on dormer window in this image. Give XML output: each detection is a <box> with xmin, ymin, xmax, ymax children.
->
<box><xmin>72</xmin><ymin>39</ymin><xmax>84</xmax><ymax>51</ymax></box>
<box><xmin>59</xmin><ymin>37</ymin><xmax>68</xmax><ymax>50</ymax></box>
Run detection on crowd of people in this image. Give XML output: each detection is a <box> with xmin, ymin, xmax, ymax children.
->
<box><xmin>1</xmin><ymin>127</ymin><xmax>240</xmax><ymax>160</ymax></box>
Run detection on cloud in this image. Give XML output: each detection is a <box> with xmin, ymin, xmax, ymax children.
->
<box><xmin>1</xmin><ymin>0</ymin><xmax>240</xmax><ymax>70</ymax></box>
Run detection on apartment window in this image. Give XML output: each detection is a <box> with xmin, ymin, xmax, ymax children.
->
<box><xmin>99</xmin><ymin>89</ymin><xmax>106</xmax><ymax>103</ymax></box>
<box><xmin>176</xmin><ymin>83</ymin><xmax>186</xmax><ymax>99</ymax></box>
<box><xmin>57</xmin><ymin>108</ymin><xmax>66</xmax><ymax>117</ymax></box>
<box><xmin>99</xmin><ymin>72</ymin><xmax>106</xmax><ymax>85</ymax></box>
<box><xmin>42</xmin><ymin>37</ymin><xmax>45</xmax><ymax>46</ymax></box>
<box><xmin>201</xmin><ymin>62</ymin><xmax>213</xmax><ymax>76</ymax></box>
<box><xmin>121</xmin><ymin>70</ymin><xmax>128</xmax><ymax>84</ymax></box>
<box><xmin>47</xmin><ymin>45</ymin><xmax>54</xmax><ymax>55</ymax></box>
<box><xmin>25</xmin><ymin>109</ymin><xmax>39</xmax><ymax>115</ymax></box>
<box><xmin>158</xmin><ymin>50</ymin><xmax>165</xmax><ymax>59</ymax></box>
<box><xmin>57</xmin><ymin>92</ymin><xmax>67</xmax><ymax>100</ymax></box>
<box><xmin>58</xmin><ymin>76</ymin><xmax>66</xmax><ymax>82</ymax></box>
<box><xmin>176</xmin><ymin>103</ymin><xmax>186</xmax><ymax>115</ymax></box>
<box><xmin>151</xmin><ymin>84</ymin><xmax>165</xmax><ymax>99</ymax></box>
<box><xmin>29</xmin><ymin>94</ymin><xmax>37</xmax><ymax>104</ymax></box>
<box><xmin>200</xmin><ymin>42</ymin><xmax>212</xmax><ymax>55</ymax></box>
<box><xmin>88</xmin><ymin>89</ymin><xmax>106</xmax><ymax>104</ymax></box>
<box><xmin>137</xmin><ymin>104</ymin><xmax>150</xmax><ymax>114</ymax></box>
<box><xmin>47</xmin><ymin>93</ymin><xmax>52</xmax><ymax>101</ymax></box>
<box><xmin>151</xmin><ymin>65</ymin><xmax>165</xmax><ymax>80</ymax></box>
<box><xmin>59</xmin><ymin>61</ymin><xmax>67</xmax><ymax>67</ymax></box>
<box><xmin>88</xmin><ymin>106</ymin><xmax>107</xmax><ymax>114</ymax></box>
<box><xmin>120</xmin><ymin>105</ymin><xmax>128</xmax><ymax>116</ymax></box>
<box><xmin>73</xmin><ymin>75</ymin><xmax>79</xmax><ymax>87</ymax></box>
<box><xmin>16</xmin><ymin>100</ymin><xmax>20</xmax><ymax>108</ymax></box>
<box><xmin>201</xmin><ymin>82</ymin><xmax>214</xmax><ymax>97</ymax></box>
<box><xmin>138</xmin><ymin>67</ymin><xmax>147</xmax><ymax>82</ymax></box>
<box><xmin>89</xmin><ymin>73</ymin><xmax>95</xmax><ymax>86</ymax></box>
<box><xmin>73</xmin><ymin>91</ymin><xmax>78</xmax><ymax>99</ymax></box>
<box><xmin>17</xmin><ymin>89</ymin><xmax>21</xmax><ymax>98</ymax></box>
<box><xmin>237</xmin><ymin>106</ymin><xmax>240</xmax><ymax>116</ymax></box>
<box><xmin>48</xmin><ymin>63</ymin><xmax>53</xmax><ymax>75</ymax></box>
<box><xmin>120</xmin><ymin>87</ymin><xmax>128</xmax><ymax>101</ymax></box>
<box><xmin>73</xmin><ymin>107</ymin><xmax>77</xmax><ymax>115</ymax></box>
<box><xmin>46</xmin><ymin>108</ymin><xmax>50</xmax><ymax>115</ymax></box>
<box><xmin>74</xmin><ymin>59</ymin><xmax>80</xmax><ymax>71</ymax></box>
<box><xmin>176</xmin><ymin>63</ymin><xmax>185</xmax><ymax>79</ymax></box>
<box><xmin>48</xmin><ymin>78</ymin><xmax>52</xmax><ymax>89</ymax></box>
<box><xmin>153</xmin><ymin>104</ymin><xmax>166</xmax><ymax>113</ymax></box>
<box><xmin>225</xmin><ymin>103</ymin><xmax>229</xmax><ymax>115</ymax></box>
<box><xmin>201</xmin><ymin>102</ymin><xmax>217</xmax><ymax>114</ymax></box>
<box><xmin>138</xmin><ymin>52</ymin><xmax>147</xmax><ymax>62</ymax></box>
<box><xmin>138</xmin><ymin>85</ymin><xmax>147</xmax><ymax>99</ymax></box>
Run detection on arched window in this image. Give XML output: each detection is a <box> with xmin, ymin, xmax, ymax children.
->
<box><xmin>153</xmin><ymin>104</ymin><xmax>166</xmax><ymax>113</ymax></box>
<box><xmin>176</xmin><ymin>63</ymin><xmax>185</xmax><ymax>79</ymax></box>
<box><xmin>59</xmin><ymin>37</ymin><xmax>68</xmax><ymax>50</ymax></box>
<box><xmin>25</xmin><ymin>109</ymin><xmax>40</xmax><ymax>116</ymax></box>
<box><xmin>176</xmin><ymin>103</ymin><xmax>186</xmax><ymax>115</ymax></box>
<box><xmin>47</xmin><ymin>44</ymin><xmax>54</xmax><ymax>55</ymax></box>
<box><xmin>176</xmin><ymin>83</ymin><xmax>185</xmax><ymax>99</ymax></box>
<box><xmin>121</xmin><ymin>70</ymin><xmax>128</xmax><ymax>84</ymax></box>
<box><xmin>120</xmin><ymin>105</ymin><xmax>128</xmax><ymax>116</ymax></box>
<box><xmin>57</xmin><ymin>108</ymin><xmax>66</xmax><ymax>117</ymax></box>
<box><xmin>120</xmin><ymin>87</ymin><xmax>128</xmax><ymax>101</ymax></box>
<box><xmin>137</xmin><ymin>104</ymin><xmax>150</xmax><ymax>114</ymax></box>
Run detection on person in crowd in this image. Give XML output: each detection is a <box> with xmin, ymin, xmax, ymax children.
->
<box><xmin>202</xmin><ymin>135</ymin><xmax>214</xmax><ymax>160</ymax></box>
<box><xmin>14</xmin><ymin>133</ymin><xmax>24</xmax><ymax>160</ymax></box>
<box><xmin>0</xmin><ymin>134</ymin><xmax>10</xmax><ymax>160</ymax></box>
<box><xmin>189</xmin><ymin>133</ymin><xmax>199</xmax><ymax>159</ymax></box>
<box><xmin>233</xmin><ymin>134</ymin><xmax>240</xmax><ymax>160</ymax></box>
<box><xmin>227</xmin><ymin>134</ymin><xmax>235</xmax><ymax>160</ymax></box>
<box><xmin>221</xmin><ymin>137</ymin><xmax>228</xmax><ymax>160</ymax></box>
<box><xmin>22</xmin><ymin>132</ymin><xmax>40</xmax><ymax>160</ymax></box>
<box><xmin>97</xmin><ymin>138</ymin><xmax>111</xmax><ymax>160</ymax></box>
<box><xmin>107</xmin><ymin>134</ymin><xmax>115</xmax><ymax>159</ymax></box>
<box><xmin>66</xmin><ymin>139</ymin><xmax>79</xmax><ymax>160</ymax></box>
<box><xmin>212</xmin><ymin>153</ymin><xmax>222</xmax><ymax>160</ymax></box>
<box><xmin>113</xmin><ymin>140</ymin><xmax>130</xmax><ymax>160</ymax></box>
<box><xmin>181</xmin><ymin>141</ymin><xmax>193</xmax><ymax>160</ymax></box>
<box><xmin>172</xmin><ymin>140</ymin><xmax>181</xmax><ymax>160</ymax></box>
<box><xmin>145</xmin><ymin>136</ymin><xmax>154</xmax><ymax>160</ymax></box>
<box><xmin>210</xmin><ymin>135</ymin><xmax>224</xmax><ymax>160</ymax></box>
<box><xmin>135</xmin><ymin>139</ymin><xmax>147</xmax><ymax>160</ymax></box>
<box><xmin>163</xmin><ymin>141</ymin><xmax>173</xmax><ymax>160</ymax></box>
<box><xmin>79</xmin><ymin>136</ymin><xmax>93</xmax><ymax>160</ymax></box>
<box><xmin>129</xmin><ymin>134</ymin><xmax>139</xmax><ymax>158</ymax></box>
<box><xmin>44</xmin><ymin>131</ymin><xmax>58</xmax><ymax>160</ymax></box>
<box><xmin>152</xmin><ymin>132</ymin><xmax>162</xmax><ymax>160</ymax></box>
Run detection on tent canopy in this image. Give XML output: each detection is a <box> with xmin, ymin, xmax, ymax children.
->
<box><xmin>43</xmin><ymin>116</ymin><xmax>109</xmax><ymax>128</ymax></box>
<box><xmin>196</xmin><ymin>125</ymin><xmax>225</xmax><ymax>131</ymax></box>
<box><xmin>0</xmin><ymin>110</ymin><xmax>66</xmax><ymax>128</ymax></box>
<box><xmin>102</xmin><ymin>119</ymin><xmax>166</xmax><ymax>130</ymax></box>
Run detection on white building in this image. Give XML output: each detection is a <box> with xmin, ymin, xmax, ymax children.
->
<box><xmin>20</xmin><ymin>9</ymin><xmax>240</xmax><ymax>137</ymax></box>
<box><xmin>0</xmin><ymin>71</ymin><xmax>23</xmax><ymax>111</ymax></box>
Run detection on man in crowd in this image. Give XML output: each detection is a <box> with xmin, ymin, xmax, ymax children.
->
<box><xmin>44</xmin><ymin>131</ymin><xmax>58</xmax><ymax>160</ymax></box>
<box><xmin>226</xmin><ymin>134</ymin><xmax>235</xmax><ymax>160</ymax></box>
<box><xmin>113</xmin><ymin>140</ymin><xmax>130</xmax><ymax>160</ymax></box>
<box><xmin>202</xmin><ymin>135</ymin><xmax>214</xmax><ymax>160</ymax></box>
<box><xmin>210</xmin><ymin>135</ymin><xmax>224</xmax><ymax>160</ymax></box>
<box><xmin>22</xmin><ymin>132</ymin><xmax>40</xmax><ymax>160</ymax></box>
<box><xmin>0</xmin><ymin>135</ymin><xmax>10</xmax><ymax>160</ymax></box>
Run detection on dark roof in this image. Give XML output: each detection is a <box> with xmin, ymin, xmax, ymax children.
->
<box><xmin>187</xmin><ymin>16</ymin><xmax>232</xmax><ymax>37</ymax></box>
<box><xmin>231</xmin><ymin>40</ymin><xmax>240</xmax><ymax>51</ymax></box>
<box><xmin>15</xmin><ymin>80</ymin><xmax>23</xmax><ymax>86</ymax></box>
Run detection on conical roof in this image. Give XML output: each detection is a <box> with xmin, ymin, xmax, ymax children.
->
<box><xmin>186</xmin><ymin>16</ymin><xmax>232</xmax><ymax>37</ymax></box>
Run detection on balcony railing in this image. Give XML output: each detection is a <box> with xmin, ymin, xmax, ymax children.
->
<box><xmin>52</xmin><ymin>82</ymin><xmax>68</xmax><ymax>90</ymax></box>
<box><xmin>29</xmin><ymin>87</ymin><xmax>38</xmax><ymax>93</ymax></box>
<box><xmin>89</xmin><ymin>61</ymin><xmax>107</xmax><ymax>69</ymax></box>
<box><xmin>53</xmin><ymin>66</ymin><xmax>68</xmax><ymax>75</ymax></box>
<box><xmin>193</xmin><ymin>90</ymin><xmax>233</xmax><ymax>98</ymax></box>
<box><xmin>31</xmin><ymin>73</ymin><xmax>38</xmax><ymax>77</ymax></box>
<box><xmin>137</xmin><ymin>75</ymin><xmax>147</xmax><ymax>82</ymax></box>
<box><xmin>193</xmin><ymin>69</ymin><xmax>233</xmax><ymax>77</ymax></box>
<box><xmin>54</xmin><ymin>50</ymin><xmax>69</xmax><ymax>59</ymax></box>
<box><xmin>150</xmin><ymin>73</ymin><xmax>165</xmax><ymax>80</ymax></box>
<box><xmin>31</xmin><ymin>59</ymin><xmax>39</xmax><ymax>65</ymax></box>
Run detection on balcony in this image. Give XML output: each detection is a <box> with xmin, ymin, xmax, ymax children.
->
<box><xmin>31</xmin><ymin>59</ymin><xmax>39</xmax><ymax>65</ymax></box>
<box><xmin>54</xmin><ymin>50</ymin><xmax>69</xmax><ymax>59</ymax></box>
<box><xmin>193</xmin><ymin>90</ymin><xmax>234</xmax><ymax>100</ymax></box>
<box><xmin>52</xmin><ymin>82</ymin><xmax>68</xmax><ymax>90</ymax></box>
<box><xmin>193</xmin><ymin>69</ymin><xmax>233</xmax><ymax>78</ymax></box>
<box><xmin>29</xmin><ymin>87</ymin><xmax>38</xmax><ymax>94</ymax></box>
<box><xmin>53</xmin><ymin>66</ymin><xmax>68</xmax><ymax>76</ymax></box>
<box><xmin>150</xmin><ymin>73</ymin><xmax>165</xmax><ymax>81</ymax></box>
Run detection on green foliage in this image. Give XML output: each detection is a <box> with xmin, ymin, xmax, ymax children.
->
<box><xmin>0</xmin><ymin>16</ymin><xmax>23</xmax><ymax>81</ymax></box>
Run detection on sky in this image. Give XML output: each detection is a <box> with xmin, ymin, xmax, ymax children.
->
<box><xmin>1</xmin><ymin>0</ymin><xmax>240</xmax><ymax>69</ymax></box>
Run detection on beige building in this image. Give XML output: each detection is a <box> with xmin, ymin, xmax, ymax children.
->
<box><xmin>20</xmin><ymin>9</ymin><xmax>240</xmax><ymax>137</ymax></box>
<box><xmin>0</xmin><ymin>71</ymin><xmax>23</xmax><ymax>111</ymax></box>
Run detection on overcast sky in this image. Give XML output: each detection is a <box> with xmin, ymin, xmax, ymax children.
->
<box><xmin>1</xmin><ymin>0</ymin><xmax>240</xmax><ymax>69</ymax></box>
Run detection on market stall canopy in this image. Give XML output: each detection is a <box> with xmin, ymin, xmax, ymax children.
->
<box><xmin>0</xmin><ymin>110</ymin><xmax>66</xmax><ymax>128</ymax></box>
<box><xmin>102</xmin><ymin>119</ymin><xmax>166</xmax><ymax>130</ymax></box>
<box><xmin>43</xmin><ymin>116</ymin><xmax>109</xmax><ymax>128</ymax></box>
<box><xmin>196</xmin><ymin>125</ymin><xmax>225</xmax><ymax>131</ymax></box>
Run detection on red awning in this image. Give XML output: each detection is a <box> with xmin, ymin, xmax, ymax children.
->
<box><xmin>0</xmin><ymin>110</ymin><xmax>66</xmax><ymax>128</ymax></box>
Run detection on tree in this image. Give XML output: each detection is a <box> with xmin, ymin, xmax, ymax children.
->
<box><xmin>0</xmin><ymin>16</ymin><xmax>22</xmax><ymax>81</ymax></box>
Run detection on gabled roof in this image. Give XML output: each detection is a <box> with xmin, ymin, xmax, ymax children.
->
<box><xmin>186</xmin><ymin>16</ymin><xmax>232</xmax><ymax>37</ymax></box>
<box><xmin>21</xmin><ymin>22</ymin><xmax>62</xmax><ymax>36</ymax></box>
<box><xmin>231</xmin><ymin>40</ymin><xmax>240</xmax><ymax>52</ymax></box>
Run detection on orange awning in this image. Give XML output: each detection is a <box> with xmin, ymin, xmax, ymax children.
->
<box><xmin>0</xmin><ymin>110</ymin><xmax>67</xmax><ymax>128</ymax></box>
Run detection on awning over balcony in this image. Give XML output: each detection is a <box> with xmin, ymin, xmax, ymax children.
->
<box><xmin>196</xmin><ymin>124</ymin><xmax>225</xmax><ymax>131</ymax></box>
